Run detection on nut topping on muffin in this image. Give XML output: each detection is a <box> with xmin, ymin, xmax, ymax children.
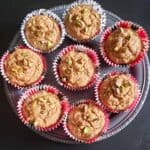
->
<box><xmin>64</xmin><ymin>4</ymin><xmax>100</xmax><ymax>41</ymax></box>
<box><xmin>22</xmin><ymin>90</ymin><xmax>61</xmax><ymax>128</ymax></box>
<box><xmin>25</xmin><ymin>15</ymin><xmax>61</xmax><ymax>51</ymax></box>
<box><xmin>59</xmin><ymin>48</ymin><xmax>95</xmax><ymax>88</ymax></box>
<box><xmin>2</xmin><ymin>47</ymin><xmax>45</xmax><ymax>87</ymax></box>
<box><xmin>66</xmin><ymin>101</ymin><xmax>107</xmax><ymax>142</ymax></box>
<box><xmin>97</xmin><ymin>73</ymin><xmax>139</xmax><ymax>112</ymax></box>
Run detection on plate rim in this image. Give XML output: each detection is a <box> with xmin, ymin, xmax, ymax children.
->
<box><xmin>3</xmin><ymin>4</ymin><xmax>150</xmax><ymax>144</ymax></box>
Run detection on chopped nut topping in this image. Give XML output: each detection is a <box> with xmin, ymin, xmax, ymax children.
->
<box><xmin>104</xmin><ymin>27</ymin><xmax>142</xmax><ymax>64</ymax></box>
<box><xmin>99</xmin><ymin>74</ymin><xmax>137</xmax><ymax>111</ymax></box>
<box><xmin>25</xmin><ymin>15</ymin><xmax>61</xmax><ymax>51</ymax></box>
<box><xmin>67</xmin><ymin>103</ymin><xmax>105</xmax><ymax>140</ymax></box>
<box><xmin>82</xmin><ymin>126</ymin><xmax>90</xmax><ymax>135</ymax></box>
<box><xmin>23</xmin><ymin>90</ymin><xmax>61</xmax><ymax>128</ymax></box>
<box><xmin>74</xmin><ymin>20</ymin><xmax>84</xmax><ymax>28</ymax></box>
<box><xmin>4</xmin><ymin>48</ymin><xmax>44</xmax><ymax>86</ymax></box>
<box><xmin>47</xmin><ymin>41</ymin><xmax>53</xmax><ymax>48</ymax></box>
<box><xmin>115</xmin><ymin>78</ymin><xmax>123</xmax><ymax>87</ymax></box>
<box><xmin>59</xmin><ymin>49</ymin><xmax>95</xmax><ymax>88</ymax></box>
<box><xmin>66</xmin><ymin>58</ymin><xmax>72</xmax><ymax>65</ymax></box>
<box><xmin>68</xmin><ymin>14</ymin><xmax>73</xmax><ymax>22</ymax></box>
<box><xmin>65</xmin><ymin>4</ymin><xmax>100</xmax><ymax>41</ymax></box>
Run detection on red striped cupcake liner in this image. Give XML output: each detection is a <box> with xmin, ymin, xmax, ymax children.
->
<box><xmin>63</xmin><ymin>0</ymin><xmax>106</xmax><ymax>43</ymax></box>
<box><xmin>53</xmin><ymin>44</ymin><xmax>100</xmax><ymax>91</ymax></box>
<box><xmin>63</xmin><ymin>99</ymin><xmax>109</xmax><ymax>144</ymax></box>
<box><xmin>0</xmin><ymin>45</ymin><xmax>47</xmax><ymax>89</ymax></box>
<box><xmin>17</xmin><ymin>84</ymin><xmax>70</xmax><ymax>132</ymax></box>
<box><xmin>95</xmin><ymin>71</ymin><xmax>141</xmax><ymax>113</ymax></box>
<box><xmin>21</xmin><ymin>9</ymin><xmax>66</xmax><ymax>53</ymax></box>
<box><xmin>100</xmin><ymin>20</ymin><xmax>149</xmax><ymax>67</ymax></box>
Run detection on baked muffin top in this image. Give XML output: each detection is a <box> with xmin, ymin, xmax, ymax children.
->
<box><xmin>104</xmin><ymin>27</ymin><xmax>142</xmax><ymax>64</ymax></box>
<box><xmin>64</xmin><ymin>4</ymin><xmax>100</xmax><ymax>41</ymax></box>
<box><xmin>25</xmin><ymin>15</ymin><xmax>61</xmax><ymax>51</ymax></box>
<box><xmin>99</xmin><ymin>73</ymin><xmax>137</xmax><ymax>111</ymax></box>
<box><xmin>22</xmin><ymin>90</ymin><xmax>61</xmax><ymax>128</ymax></box>
<box><xmin>4</xmin><ymin>48</ymin><xmax>44</xmax><ymax>86</ymax></box>
<box><xmin>58</xmin><ymin>49</ymin><xmax>95</xmax><ymax>88</ymax></box>
<box><xmin>67</xmin><ymin>102</ymin><xmax>105</xmax><ymax>141</ymax></box>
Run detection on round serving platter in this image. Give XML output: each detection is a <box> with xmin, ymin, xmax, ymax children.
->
<box><xmin>4</xmin><ymin>4</ymin><xmax>150</xmax><ymax>144</ymax></box>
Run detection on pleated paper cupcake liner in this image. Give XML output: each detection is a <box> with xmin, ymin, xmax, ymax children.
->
<box><xmin>95</xmin><ymin>71</ymin><xmax>141</xmax><ymax>113</ymax></box>
<box><xmin>0</xmin><ymin>45</ymin><xmax>47</xmax><ymax>89</ymax></box>
<box><xmin>63</xmin><ymin>0</ymin><xmax>106</xmax><ymax>42</ymax></box>
<box><xmin>17</xmin><ymin>84</ymin><xmax>70</xmax><ymax>132</ymax></box>
<box><xmin>53</xmin><ymin>44</ymin><xmax>100</xmax><ymax>91</ymax></box>
<box><xmin>21</xmin><ymin>9</ymin><xmax>66</xmax><ymax>53</ymax></box>
<box><xmin>100</xmin><ymin>20</ymin><xmax>149</xmax><ymax>67</ymax></box>
<box><xmin>63</xmin><ymin>99</ymin><xmax>109</xmax><ymax>144</ymax></box>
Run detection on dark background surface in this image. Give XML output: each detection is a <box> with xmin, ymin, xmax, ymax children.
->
<box><xmin>0</xmin><ymin>0</ymin><xmax>150</xmax><ymax>150</ymax></box>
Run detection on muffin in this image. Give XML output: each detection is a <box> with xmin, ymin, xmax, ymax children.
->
<box><xmin>64</xmin><ymin>0</ymin><xmax>105</xmax><ymax>42</ymax></box>
<box><xmin>64</xmin><ymin>100</ymin><xmax>108</xmax><ymax>143</ymax></box>
<box><xmin>54</xmin><ymin>45</ymin><xmax>99</xmax><ymax>90</ymax></box>
<box><xmin>96</xmin><ymin>72</ymin><xmax>140</xmax><ymax>112</ymax></box>
<box><xmin>1</xmin><ymin>46</ymin><xmax>45</xmax><ymax>88</ymax></box>
<box><xmin>100</xmin><ymin>21</ymin><xmax>149</xmax><ymax>66</ymax></box>
<box><xmin>17</xmin><ymin>85</ymin><xmax>68</xmax><ymax>131</ymax></box>
<box><xmin>104</xmin><ymin>27</ymin><xmax>142</xmax><ymax>64</ymax></box>
<box><xmin>21</xmin><ymin>9</ymin><xmax>65</xmax><ymax>53</ymax></box>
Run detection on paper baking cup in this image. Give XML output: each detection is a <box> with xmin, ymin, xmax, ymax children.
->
<box><xmin>0</xmin><ymin>45</ymin><xmax>47</xmax><ymax>89</ymax></box>
<box><xmin>21</xmin><ymin>9</ymin><xmax>66</xmax><ymax>53</ymax></box>
<box><xmin>100</xmin><ymin>20</ymin><xmax>149</xmax><ymax>67</ymax></box>
<box><xmin>63</xmin><ymin>99</ymin><xmax>109</xmax><ymax>144</ymax></box>
<box><xmin>63</xmin><ymin>0</ymin><xmax>106</xmax><ymax>42</ymax></box>
<box><xmin>95</xmin><ymin>71</ymin><xmax>141</xmax><ymax>113</ymax></box>
<box><xmin>17</xmin><ymin>84</ymin><xmax>69</xmax><ymax>132</ymax></box>
<box><xmin>53</xmin><ymin>44</ymin><xmax>100</xmax><ymax>91</ymax></box>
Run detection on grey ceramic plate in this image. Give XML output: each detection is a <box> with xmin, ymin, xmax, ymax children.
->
<box><xmin>4</xmin><ymin>4</ymin><xmax>150</xmax><ymax>144</ymax></box>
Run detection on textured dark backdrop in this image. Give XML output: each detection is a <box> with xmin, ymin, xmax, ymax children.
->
<box><xmin>0</xmin><ymin>0</ymin><xmax>150</xmax><ymax>150</ymax></box>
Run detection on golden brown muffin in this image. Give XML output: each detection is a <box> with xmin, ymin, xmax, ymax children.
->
<box><xmin>58</xmin><ymin>49</ymin><xmax>95</xmax><ymax>88</ymax></box>
<box><xmin>104</xmin><ymin>27</ymin><xmax>143</xmax><ymax>64</ymax></box>
<box><xmin>22</xmin><ymin>90</ymin><xmax>62</xmax><ymax>128</ymax></box>
<box><xmin>99</xmin><ymin>73</ymin><xmax>138</xmax><ymax>112</ymax></box>
<box><xmin>64</xmin><ymin>4</ymin><xmax>100</xmax><ymax>41</ymax></box>
<box><xmin>25</xmin><ymin>15</ymin><xmax>61</xmax><ymax>51</ymax></box>
<box><xmin>67</xmin><ymin>102</ymin><xmax>106</xmax><ymax>141</ymax></box>
<box><xmin>4</xmin><ymin>47</ymin><xmax>44</xmax><ymax>87</ymax></box>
